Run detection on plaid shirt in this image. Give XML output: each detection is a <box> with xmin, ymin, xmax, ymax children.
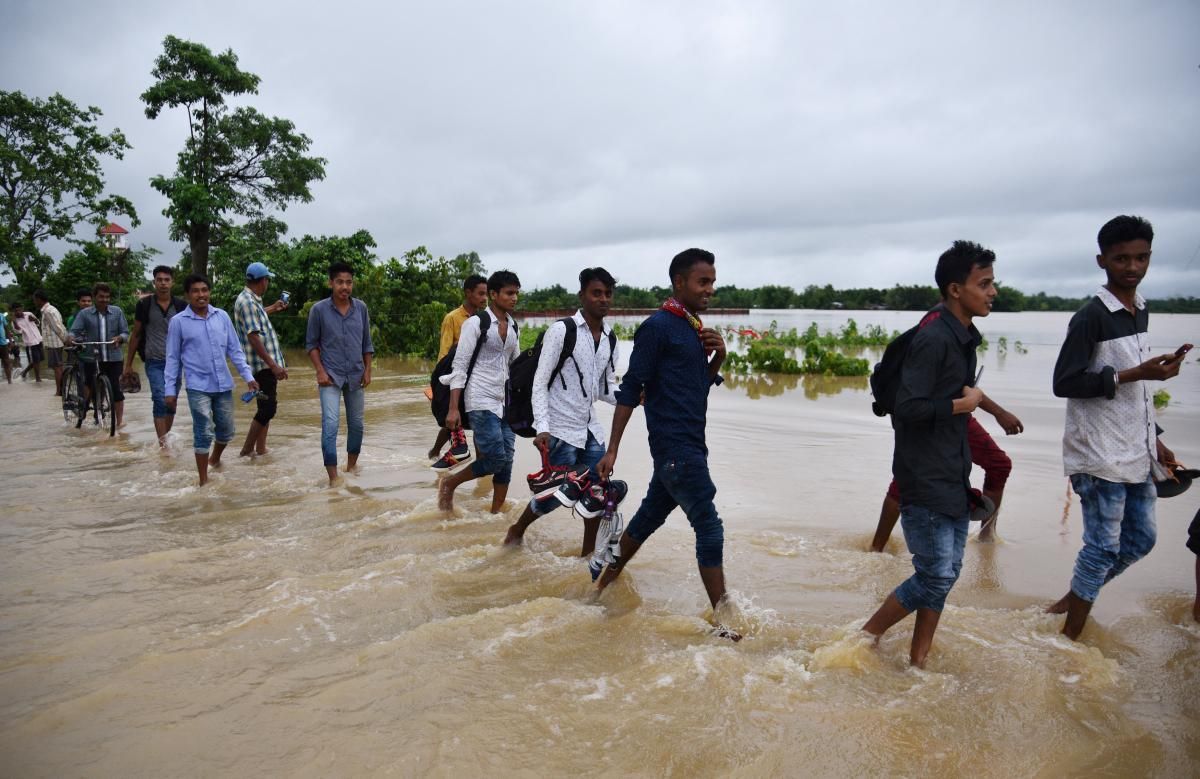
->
<box><xmin>233</xmin><ymin>287</ymin><xmax>286</xmax><ymax>373</ymax></box>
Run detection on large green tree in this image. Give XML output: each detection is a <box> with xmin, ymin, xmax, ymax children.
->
<box><xmin>141</xmin><ymin>35</ymin><xmax>326</xmax><ymax>277</ymax></box>
<box><xmin>0</xmin><ymin>90</ymin><xmax>137</xmax><ymax>292</ymax></box>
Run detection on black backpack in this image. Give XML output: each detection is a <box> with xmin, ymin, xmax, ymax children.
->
<box><xmin>430</xmin><ymin>311</ymin><xmax>513</xmax><ymax>429</ymax></box>
<box><xmin>869</xmin><ymin>322</ymin><xmax>920</xmax><ymax>417</ymax></box>
<box><xmin>505</xmin><ymin>318</ymin><xmax>617</xmax><ymax>438</ymax></box>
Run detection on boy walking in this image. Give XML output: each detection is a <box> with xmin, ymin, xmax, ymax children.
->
<box><xmin>234</xmin><ymin>261</ymin><xmax>290</xmax><ymax>457</ymax></box>
<box><xmin>163</xmin><ymin>274</ymin><xmax>259</xmax><ymax>486</ymax></box>
<box><xmin>593</xmin><ymin>249</ymin><xmax>734</xmax><ymax>630</ymax></box>
<box><xmin>34</xmin><ymin>291</ymin><xmax>69</xmax><ymax>395</ymax></box>
<box><xmin>124</xmin><ymin>266</ymin><xmax>188</xmax><ymax>446</ymax></box>
<box><xmin>306</xmin><ymin>262</ymin><xmax>374</xmax><ymax>485</ymax></box>
<box><xmin>429</xmin><ymin>274</ymin><xmax>488</xmax><ymax>469</ymax></box>
<box><xmin>503</xmin><ymin>267</ymin><xmax>619</xmax><ymax>553</ymax></box>
<box><xmin>438</xmin><ymin>270</ymin><xmax>521</xmax><ymax>513</ymax></box>
<box><xmin>1047</xmin><ymin>215</ymin><xmax>1184</xmax><ymax>639</ymax></box>
<box><xmin>68</xmin><ymin>283</ymin><xmax>130</xmax><ymax>428</ymax></box>
<box><xmin>862</xmin><ymin>241</ymin><xmax>996</xmax><ymax>667</ymax></box>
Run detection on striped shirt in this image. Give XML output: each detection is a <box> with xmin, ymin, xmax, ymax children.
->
<box><xmin>233</xmin><ymin>287</ymin><xmax>286</xmax><ymax>373</ymax></box>
<box><xmin>40</xmin><ymin>303</ymin><xmax>67</xmax><ymax>349</ymax></box>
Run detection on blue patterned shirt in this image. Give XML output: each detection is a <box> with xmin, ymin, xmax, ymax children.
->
<box><xmin>234</xmin><ymin>287</ymin><xmax>286</xmax><ymax>373</ymax></box>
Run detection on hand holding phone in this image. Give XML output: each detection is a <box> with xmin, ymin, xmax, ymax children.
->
<box><xmin>1174</xmin><ymin>343</ymin><xmax>1193</xmax><ymax>359</ymax></box>
<box><xmin>279</xmin><ymin>291</ymin><xmax>291</xmax><ymax>306</ymax></box>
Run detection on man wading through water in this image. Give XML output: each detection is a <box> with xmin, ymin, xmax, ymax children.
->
<box><xmin>594</xmin><ymin>248</ymin><xmax>740</xmax><ymax>640</ymax></box>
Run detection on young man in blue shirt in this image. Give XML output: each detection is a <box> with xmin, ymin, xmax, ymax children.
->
<box><xmin>594</xmin><ymin>249</ymin><xmax>735</xmax><ymax>635</ymax></box>
<box><xmin>164</xmin><ymin>274</ymin><xmax>259</xmax><ymax>486</ymax></box>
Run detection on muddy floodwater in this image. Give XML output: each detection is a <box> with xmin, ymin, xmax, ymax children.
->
<box><xmin>1</xmin><ymin>309</ymin><xmax>1197</xmax><ymax>777</ymax></box>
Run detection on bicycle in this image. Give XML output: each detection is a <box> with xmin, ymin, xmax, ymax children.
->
<box><xmin>61</xmin><ymin>343</ymin><xmax>116</xmax><ymax>436</ymax></box>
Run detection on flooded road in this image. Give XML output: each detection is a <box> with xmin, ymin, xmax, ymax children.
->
<box><xmin>1</xmin><ymin>310</ymin><xmax>1197</xmax><ymax>777</ymax></box>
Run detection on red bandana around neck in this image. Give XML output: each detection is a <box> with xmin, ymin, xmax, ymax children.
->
<box><xmin>661</xmin><ymin>297</ymin><xmax>703</xmax><ymax>336</ymax></box>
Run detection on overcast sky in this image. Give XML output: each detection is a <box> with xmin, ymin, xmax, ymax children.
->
<box><xmin>4</xmin><ymin>1</ymin><xmax>1199</xmax><ymax>296</ymax></box>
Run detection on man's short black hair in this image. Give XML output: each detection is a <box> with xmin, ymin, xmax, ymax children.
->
<box><xmin>934</xmin><ymin>240</ymin><xmax>995</xmax><ymax>297</ymax></box>
<box><xmin>1097</xmin><ymin>215</ymin><xmax>1154</xmax><ymax>254</ymax></box>
<box><xmin>579</xmin><ymin>267</ymin><xmax>616</xmax><ymax>291</ymax></box>
<box><xmin>183</xmin><ymin>273</ymin><xmax>210</xmax><ymax>293</ymax></box>
<box><xmin>464</xmin><ymin>274</ymin><xmax>487</xmax><ymax>291</ymax></box>
<box><xmin>11</xmin><ymin>301</ymin><xmax>22</xmax><ymax>310</ymax></box>
<box><xmin>487</xmin><ymin>270</ymin><xmax>521</xmax><ymax>292</ymax></box>
<box><xmin>152</xmin><ymin>265</ymin><xmax>175</xmax><ymax>278</ymax></box>
<box><xmin>33</xmin><ymin>289</ymin><xmax>48</xmax><ymax>303</ymax></box>
<box><xmin>668</xmin><ymin>248</ymin><xmax>715</xmax><ymax>284</ymax></box>
<box><xmin>92</xmin><ymin>282</ymin><xmax>111</xmax><ymax>297</ymax></box>
<box><xmin>75</xmin><ymin>288</ymin><xmax>91</xmax><ymax>301</ymax></box>
<box><xmin>328</xmin><ymin>261</ymin><xmax>355</xmax><ymax>279</ymax></box>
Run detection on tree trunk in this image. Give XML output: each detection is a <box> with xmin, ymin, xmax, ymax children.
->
<box><xmin>189</xmin><ymin>223</ymin><xmax>210</xmax><ymax>277</ymax></box>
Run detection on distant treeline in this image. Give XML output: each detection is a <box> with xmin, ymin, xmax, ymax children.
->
<box><xmin>520</xmin><ymin>282</ymin><xmax>1200</xmax><ymax>314</ymax></box>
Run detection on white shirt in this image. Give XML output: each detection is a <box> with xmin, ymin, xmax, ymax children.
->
<box><xmin>448</xmin><ymin>308</ymin><xmax>519</xmax><ymax>418</ymax></box>
<box><xmin>532</xmin><ymin>311</ymin><xmax>618</xmax><ymax>449</ymax></box>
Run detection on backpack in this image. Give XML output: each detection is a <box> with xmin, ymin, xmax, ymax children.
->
<box><xmin>869</xmin><ymin>323</ymin><xmax>920</xmax><ymax>417</ymax></box>
<box><xmin>430</xmin><ymin>311</ymin><xmax>514</xmax><ymax>429</ymax></box>
<box><xmin>505</xmin><ymin>318</ymin><xmax>617</xmax><ymax>438</ymax></box>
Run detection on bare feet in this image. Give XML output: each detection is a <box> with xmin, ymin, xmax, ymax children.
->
<box><xmin>502</xmin><ymin>525</ymin><xmax>524</xmax><ymax>546</ymax></box>
<box><xmin>1046</xmin><ymin>593</ymin><xmax>1071</xmax><ymax>615</ymax></box>
<box><xmin>438</xmin><ymin>479</ymin><xmax>454</xmax><ymax>511</ymax></box>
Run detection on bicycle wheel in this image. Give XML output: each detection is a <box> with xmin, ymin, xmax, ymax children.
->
<box><xmin>95</xmin><ymin>375</ymin><xmax>116</xmax><ymax>436</ymax></box>
<box><xmin>61</xmin><ymin>365</ymin><xmax>84</xmax><ymax>425</ymax></box>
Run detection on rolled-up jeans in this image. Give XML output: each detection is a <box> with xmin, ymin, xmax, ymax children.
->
<box><xmin>319</xmin><ymin>382</ymin><xmax>364</xmax><ymax>467</ymax></box>
<box><xmin>186</xmin><ymin>389</ymin><xmax>234</xmax><ymax>454</ymax></box>
<box><xmin>144</xmin><ymin>358</ymin><xmax>179</xmax><ymax>418</ymax></box>
<box><xmin>529</xmin><ymin>432</ymin><xmax>606</xmax><ymax>516</ymax></box>
<box><xmin>467</xmin><ymin>410</ymin><xmax>515</xmax><ymax>485</ymax></box>
<box><xmin>893</xmin><ymin>505</ymin><xmax>969</xmax><ymax>613</ymax></box>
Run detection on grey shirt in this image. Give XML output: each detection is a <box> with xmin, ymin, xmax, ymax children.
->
<box><xmin>890</xmin><ymin>305</ymin><xmax>981</xmax><ymax>518</ymax></box>
<box><xmin>69</xmin><ymin>305</ymin><xmax>130</xmax><ymax>364</ymax></box>
<box><xmin>305</xmin><ymin>297</ymin><xmax>374</xmax><ymax>388</ymax></box>
<box><xmin>135</xmin><ymin>296</ymin><xmax>187</xmax><ymax>361</ymax></box>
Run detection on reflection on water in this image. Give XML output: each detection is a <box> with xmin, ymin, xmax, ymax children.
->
<box><xmin>1</xmin><ymin>311</ymin><xmax>1198</xmax><ymax>777</ymax></box>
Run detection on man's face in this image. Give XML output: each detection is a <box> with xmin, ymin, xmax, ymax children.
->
<box><xmin>952</xmin><ymin>263</ymin><xmax>996</xmax><ymax>319</ymax></box>
<box><xmin>1097</xmin><ymin>238</ymin><xmax>1151</xmax><ymax>293</ymax></box>
<box><xmin>186</xmin><ymin>282</ymin><xmax>210</xmax><ymax>309</ymax></box>
<box><xmin>77</xmin><ymin>295</ymin><xmax>91</xmax><ymax>310</ymax></box>
<box><xmin>94</xmin><ymin>290</ymin><xmax>111</xmax><ymax>310</ymax></box>
<box><xmin>251</xmin><ymin>276</ymin><xmax>270</xmax><ymax>296</ymax></box>
<box><xmin>330</xmin><ymin>272</ymin><xmax>354</xmax><ymax>302</ymax></box>
<box><xmin>466</xmin><ymin>283</ymin><xmax>488</xmax><ymax>310</ymax></box>
<box><xmin>153</xmin><ymin>272</ymin><xmax>173</xmax><ymax>296</ymax></box>
<box><xmin>490</xmin><ymin>285</ymin><xmax>519</xmax><ymax>314</ymax></box>
<box><xmin>579</xmin><ymin>280</ymin><xmax>613</xmax><ymax>320</ymax></box>
<box><xmin>673</xmin><ymin>262</ymin><xmax>716</xmax><ymax>313</ymax></box>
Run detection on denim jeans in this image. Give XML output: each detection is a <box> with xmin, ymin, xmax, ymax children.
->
<box><xmin>144</xmin><ymin>359</ymin><xmax>179</xmax><ymax>418</ymax></box>
<box><xmin>530</xmin><ymin>432</ymin><xmax>606</xmax><ymax>516</ymax></box>
<box><xmin>468</xmin><ymin>410</ymin><xmax>515</xmax><ymax>485</ymax></box>
<box><xmin>319</xmin><ymin>383</ymin><xmax>365</xmax><ymax>467</ymax></box>
<box><xmin>894</xmin><ymin>505</ymin><xmax>969</xmax><ymax>613</ymax></box>
<box><xmin>625</xmin><ymin>454</ymin><xmax>724</xmax><ymax>568</ymax></box>
<box><xmin>186</xmin><ymin>389</ymin><xmax>235</xmax><ymax>453</ymax></box>
<box><xmin>1069</xmin><ymin>474</ymin><xmax>1157</xmax><ymax>603</ymax></box>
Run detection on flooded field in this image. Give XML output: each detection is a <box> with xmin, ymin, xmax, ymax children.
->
<box><xmin>1</xmin><ymin>310</ymin><xmax>1197</xmax><ymax>777</ymax></box>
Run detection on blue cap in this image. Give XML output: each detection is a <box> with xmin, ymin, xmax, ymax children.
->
<box><xmin>246</xmin><ymin>261</ymin><xmax>274</xmax><ymax>280</ymax></box>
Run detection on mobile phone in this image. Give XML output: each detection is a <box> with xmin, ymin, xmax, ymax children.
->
<box><xmin>279</xmin><ymin>291</ymin><xmax>291</xmax><ymax>305</ymax></box>
<box><xmin>1174</xmin><ymin>343</ymin><xmax>1193</xmax><ymax>358</ymax></box>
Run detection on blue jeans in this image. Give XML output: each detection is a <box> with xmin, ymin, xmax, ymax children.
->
<box><xmin>144</xmin><ymin>359</ymin><xmax>179</xmax><ymax>418</ymax></box>
<box><xmin>319</xmin><ymin>383</ymin><xmax>365</xmax><ymax>466</ymax></box>
<box><xmin>468</xmin><ymin>410</ymin><xmax>515</xmax><ymax>485</ymax></box>
<box><xmin>894</xmin><ymin>505</ymin><xmax>969</xmax><ymax>613</ymax></box>
<box><xmin>625</xmin><ymin>454</ymin><xmax>724</xmax><ymax>567</ymax></box>
<box><xmin>1069</xmin><ymin>474</ymin><xmax>1157</xmax><ymax>603</ymax></box>
<box><xmin>530</xmin><ymin>432</ymin><xmax>606</xmax><ymax>516</ymax></box>
<box><xmin>186</xmin><ymin>389</ymin><xmax>235</xmax><ymax>453</ymax></box>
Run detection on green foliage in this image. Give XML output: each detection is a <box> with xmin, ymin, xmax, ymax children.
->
<box><xmin>723</xmin><ymin>340</ymin><xmax>869</xmax><ymax>377</ymax></box>
<box><xmin>0</xmin><ymin>90</ymin><xmax>137</xmax><ymax>292</ymax></box>
<box><xmin>519</xmin><ymin>284</ymin><xmax>576</xmax><ymax>312</ymax></box>
<box><xmin>731</xmin><ymin>319</ymin><xmax>897</xmax><ymax>349</ymax></box>
<box><xmin>43</xmin><ymin>242</ymin><xmax>155</xmax><ymax>314</ymax></box>
<box><xmin>1014</xmin><ymin>340</ymin><xmax>1028</xmax><ymax>354</ymax></box>
<box><xmin>997</xmin><ymin>336</ymin><xmax>1008</xmax><ymax>355</ymax></box>
<box><xmin>1153</xmin><ymin>389</ymin><xmax>1170</xmax><ymax>409</ymax></box>
<box><xmin>977</xmin><ymin>336</ymin><xmax>989</xmax><ymax>352</ymax></box>
<box><xmin>141</xmin><ymin>36</ymin><xmax>326</xmax><ymax>276</ymax></box>
<box><xmin>519</xmin><ymin>323</ymin><xmax>548</xmax><ymax>351</ymax></box>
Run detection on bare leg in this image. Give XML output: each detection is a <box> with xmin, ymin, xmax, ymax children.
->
<box><xmin>580</xmin><ymin>515</ymin><xmax>601</xmax><ymax>558</ymax></box>
<box><xmin>504</xmin><ymin>504</ymin><xmax>538</xmax><ymax>546</ymax></box>
<box><xmin>54</xmin><ymin>365</ymin><xmax>64</xmax><ymax>395</ymax></box>
<box><xmin>439</xmin><ymin>466</ymin><xmax>478</xmax><ymax>511</ymax></box>
<box><xmin>909</xmin><ymin>608</ymin><xmax>942</xmax><ymax>667</ymax></box>
<box><xmin>255</xmin><ymin>422</ymin><xmax>269</xmax><ymax>455</ymax></box>
<box><xmin>195</xmin><ymin>453</ymin><xmax>210</xmax><ymax>486</ymax></box>
<box><xmin>154</xmin><ymin>416</ymin><xmax>171</xmax><ymax>447</ymax></box>
<box><xmin>325</xmin><ymin>464</ymin><xmax>338</xmax><ymax>485</ymax></box>
<box><xmin>114</xmin><ymin>400</ymin><xmax>124</xmax><ymax>428</ymax></box>
<box><xmin>209</xmin><ymin>442</ymin><xmax>227</xmax><ymax>469</ymax></box>
<box><xmin>977</xmin><ymin>488</ymin><xmax>1003</xmax><ymax>542</ymax></box>
<box><xmin>870</xmin><ymin>495</ymin><xmax>901</xmax><ymax>552</ymax></box>
<box><xmin>489</xmin><ymin>482</ymin><xmax>509</xmax><ymax>514</ymax></box>
<box><xmin>1045</xmin><ymin>591</ymin><xmax>1071</xmax><ymax>614</ymax></box>
<box><xmin>428</xmin><ymin>427</ymin><xmax>451</xmax><ymax>460</ymax></box>
<box><xmin>698</xmin><ymin>565</ymin><xmax>729</xmax><ymax>609</ymax></box>
<box><xmin>863</xmin><ymin>592</ymin><xmax>911</xmax><ymax>639</ymax></box>
<box><xmin>1061</xmin><ymin>591</ymin><xmax>1093</xmax><ymax>640</ymax></box>
<box><xmin>240</xmin><ymin>420</ymin><xmax>265</xmax><ymax>456</ymax></box>
<box><xmin>346</xmin><ymin>452</ymin><xmax>360</xmax><ymax>473</ymax></box>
